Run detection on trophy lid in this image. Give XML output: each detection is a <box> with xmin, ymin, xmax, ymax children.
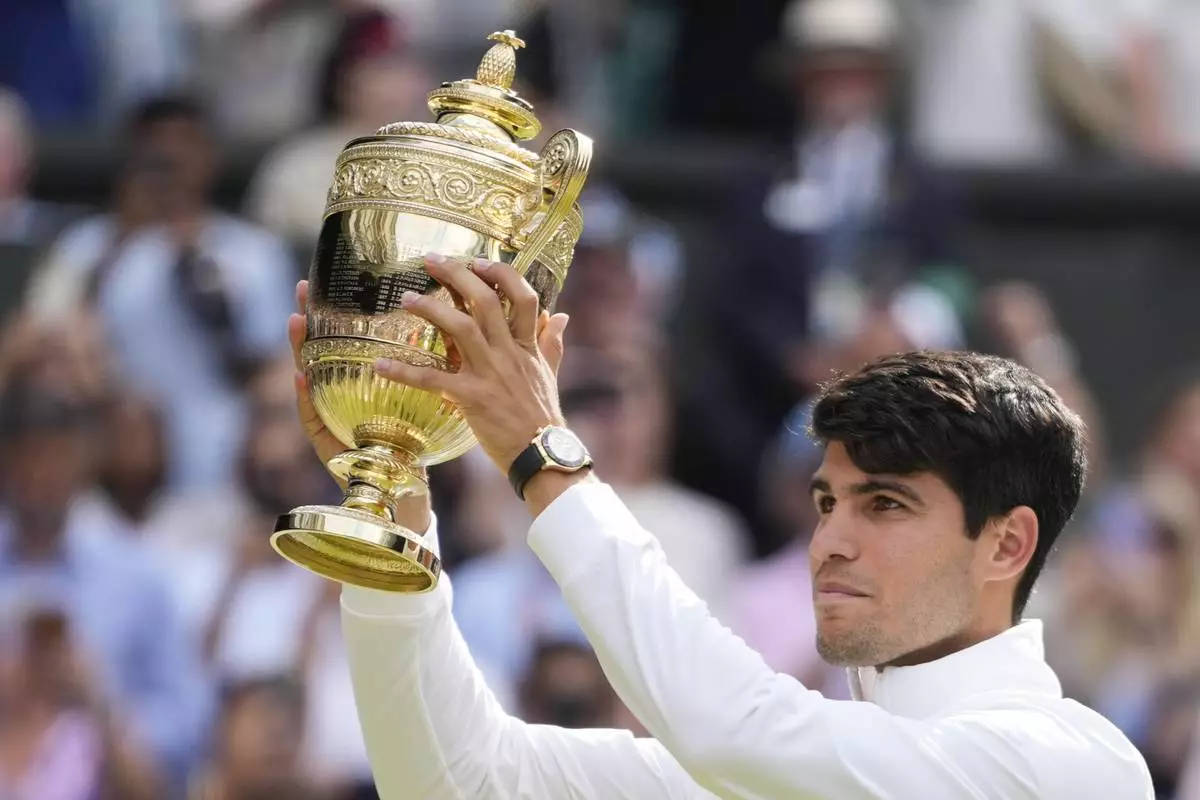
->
<box><xmin>422</xmin><ymin>30</ymin><xmax>541</xmax><ymax>142</ymax></box>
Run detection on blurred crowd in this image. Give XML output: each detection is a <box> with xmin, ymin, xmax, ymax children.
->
<box><xmin>1</xmin><ymin>0</ymin><xmax>1200</xmax><ymax>799</ymax></box>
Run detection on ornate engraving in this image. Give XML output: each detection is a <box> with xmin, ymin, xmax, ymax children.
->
<box><xmin>326</xmin><ymin>144</ymin><xmax>542</xmax><ymax>242</ymax></box>
<box><xmin>540</xmin><ymin>212</ymin><xmax>582</xmax><ymax>280</ymax></box>
<box><xmin>302</xmin><ymin>338</ymin><xmax>451</xmax><ymax>372</ymax></box>
<box><xmin>374</xmin><ymin>122</ymin><xmax>541</xmax><ymax>168</ymax></box>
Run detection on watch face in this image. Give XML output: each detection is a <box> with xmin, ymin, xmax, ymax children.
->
<box><xmin>542</xmin><ymin>427</ymin><xmax>589</xmax><ymax>469</ymax></box>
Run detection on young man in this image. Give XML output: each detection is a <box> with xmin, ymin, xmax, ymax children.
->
<box><xmin>288</xmin><ymin>256</ymin><xmax>1152</xmax><ymax>798</ymax></box>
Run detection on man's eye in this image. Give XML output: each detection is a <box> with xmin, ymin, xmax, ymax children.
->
<box><xmin>816</xmin><ymin>496</ymin><xmax>835</xmax><ymax>514</ymax></box>
<box><xmin>872</xmin><ymin>496</ymin><xmax>904</xmax><ymax>512</ymax></box>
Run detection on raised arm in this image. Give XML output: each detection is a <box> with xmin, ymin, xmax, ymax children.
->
<box><xmin>338</xmin><ymin>514</ymin><xmax>710</xmax><ymax>800</ymax></box>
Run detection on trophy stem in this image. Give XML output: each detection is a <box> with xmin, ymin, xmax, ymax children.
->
<box><xmin>329</xmin><ymin>443</ymin><xmax>427</xmax><ymax>523</ymax></box>
<box><xmin>271</xmin><ymin>442</ymin><xmax>440</xmax><ymax>593</ymax></box>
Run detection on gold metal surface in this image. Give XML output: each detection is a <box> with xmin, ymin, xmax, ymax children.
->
<box><xmin>272</xmin><ymin>30</ymin><xmax>593</xmax><ymax>592</ymax></box>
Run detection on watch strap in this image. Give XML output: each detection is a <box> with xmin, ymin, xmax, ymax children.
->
<box><xmin>508</xmin><ymin>440</ymin><xmax>550</xmax><ymax>501</ymax></box>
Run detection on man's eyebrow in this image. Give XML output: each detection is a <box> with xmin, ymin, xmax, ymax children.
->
<box><xmin>850</xmin><ymin>479</ymin><xmax>925</xmax><ymax>506</ymax></box>
<box><xmin>809</xmin><ymin>477</ymin><xmax>830</xmax><ymax>495</ymax></box>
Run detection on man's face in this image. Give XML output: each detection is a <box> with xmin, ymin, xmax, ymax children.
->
<box><xmin>800</xmin><ymin>53</ymin><xmax>889</xmax><ymax>128</ymax></box>
<box><xmin>808</xmin><ymin>442</ymin><xmax>980</xmax><ymax>667</ymax></box>
<box><xmin>129</xmin><ymin>118</ymin><xmax>214</xmax><ymax>208</ymax></box>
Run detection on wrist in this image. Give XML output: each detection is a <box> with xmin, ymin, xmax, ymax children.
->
<box><xmin>524</xmin><ymin>467</ymin><xmax>597</xmax><ymax>520</ymax></box>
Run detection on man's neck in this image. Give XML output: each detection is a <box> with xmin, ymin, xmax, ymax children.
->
<box><xmin>880</xmin><ymin>619</ymin><xmax>1015</xmax><ymax>670</ymax></box>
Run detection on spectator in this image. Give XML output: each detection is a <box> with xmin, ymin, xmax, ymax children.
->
<box><xmin>518</xmin><ymin>639</ymin><xmax>618</xmax><ymax>730</ymax></box>
<box><xmin>0</xmin><ymin>585</ymin><xmax>166</xmax><ymax>800</ymax></box>
<box><xmin>83</xmin><ymin>392</ymin><xmax>250</xmax><ymax>574</ymax></box>
<box><xmin>245</xmin><ymin>8</ymin><xmax>432</xmax><ymax>246</ymax></box>
<box><xmin>189</xmin><ymin>357</ymin><xmax>335</xmax><ymax>678</ymax></box>
<box><xmin>0</xmin><ymin>593</ymin><xmax>105</xmax><ymax>800</ymax></box>
<box><xmin>0</xmin><ymin>382</ymin><xmax>210</xmax><ymax>790</ymax></box>
<box><xmin>572</xmin><ymin>332</ymin><xmax>749</xmax><ymax>617</ymax></box>
<box><xmin>188</xmin><ymin>676</ymin><xmax>320</xmax><ymax>800</ymax></box>
<box><xmin>675</xmin><ymin>0</ymin><xmax>964</xmax><ymax>548</ymax></box>
<box><xmin>555</xmin><ymin>185</ymin><xmax>682</xmax><ymax>348</ymax></box>
<box><xmin>26</xmin><ymin>95</ymin><xmax>296</xmax><ymax>493</ymax></box>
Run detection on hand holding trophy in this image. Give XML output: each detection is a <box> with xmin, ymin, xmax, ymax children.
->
<box><xmin>271</xmin><ymin>31</ymin><xmax>592</xmax><ymax>593</ymax></box>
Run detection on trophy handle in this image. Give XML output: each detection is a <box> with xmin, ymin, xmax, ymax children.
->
<box><xmin>511</xmin><ymin>128</ymin><xmax>593</xmax><ymax>278</ymax></box>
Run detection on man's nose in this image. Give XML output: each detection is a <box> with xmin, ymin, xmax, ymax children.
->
<box><xmin>808</xmin><ymin>509</ymin><xmax>861</xmax><ymax>564</ymax></box>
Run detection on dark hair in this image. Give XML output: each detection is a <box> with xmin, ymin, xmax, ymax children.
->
<box><xmin>809</xmin><ymin>350</ymin><xmax>1087</xmax><ymax>620</ymax></box>
<box><xmin>125</xmin><ymin>94</ymin><xmax>210</xmax><ymax>139</ymax></box>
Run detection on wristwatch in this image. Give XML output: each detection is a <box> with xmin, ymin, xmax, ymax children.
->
<box><xmin>507</xmin><ymin>426</ymin><xmax>593</xmax><ymax>500</ymax></box>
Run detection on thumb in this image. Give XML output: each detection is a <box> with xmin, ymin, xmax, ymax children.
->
<box><xmin>539</xmin><ymin>312</ymin><xmax>570</xmax><ymax>375</ymax></box>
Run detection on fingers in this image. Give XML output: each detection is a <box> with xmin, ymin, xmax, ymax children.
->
<box><xmin>295</xmin><ymin>371</ymin><xmax>348</xmax><ymax>470</ymax></box>
<box><xmin>424</xmin><ymin>254</ymin><xmax>509</xmax><ymax>345</ymax></box>
<box><xmin>294</xmin><ymin>371</ymin><xmax>320</xmax><ymax>435</ymax></box>
<box><xmin>539</xmin><ymin>313</ymin><xmax>570</xmax><ymax>375</ymax></box>
<box><xmin>374</xmin><ymin>357</ymin><xmax>454</xmax><ymax>396</ymax></box>
<box><xmin>400</xmin><ymin>290</ymin><xmax>491</xmax><ymax>368</ymax></box>
<box><xmin>471</xmin><ymin>259</ymin><xmax>540</xmax><ymax>347</ymax></box>
<box><xmin>288</xmin><ymin>313</ymin><xmax>306</xmax><ymax>372</ymax></box>
<box><xmin>296</xmin><ymin>280</ymin><xmax>308</xmax><ymax>315</ymax></box>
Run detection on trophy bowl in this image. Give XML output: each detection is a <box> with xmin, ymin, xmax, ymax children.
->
<box><xmin>271</xmin><ymin>30</ymin><xmax>591</xmax><ymax>592</ymax></box>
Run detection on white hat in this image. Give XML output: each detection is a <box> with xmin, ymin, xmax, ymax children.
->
<box><xmin>783</xmin><ymin>0</ymin><xmax>899</xmax><ymax>52</ymax></box>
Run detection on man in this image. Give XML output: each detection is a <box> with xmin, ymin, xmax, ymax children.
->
<box><xmin>27</xmin><ymin>94</ymin><xmax>296</xmax><ymax>492</ymax></box>
<box><xmin>289</xmin><ymin>256</ymin><xmax>1152</xmax><ymax>798</ymax></box>
<box><xmin>677</xmin><ymin>0</ymin><xmax>964</xmax><ymax>550</ymax></box>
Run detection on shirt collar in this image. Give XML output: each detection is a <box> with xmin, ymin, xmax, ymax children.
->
<box><xmin>846</xmin><ymin>621</ymin><xmax>1062</xmax><ymax>719</ymax></box>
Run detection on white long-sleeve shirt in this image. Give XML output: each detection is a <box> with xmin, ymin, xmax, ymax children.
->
<box><xmin>341</xmin><ymin>481</ymin><xmax>1153</xmax><ymax>799</ymax></box>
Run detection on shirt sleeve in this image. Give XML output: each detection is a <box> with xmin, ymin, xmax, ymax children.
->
<box><xmin>338</xmin><ymin>515</ymin><xmax>712</xmax><ymax>800</ymax></box>
<box><xmin>527</xmin><ymin>481</ymin><xmax>1149</xmax><ymax>800</ymax></box>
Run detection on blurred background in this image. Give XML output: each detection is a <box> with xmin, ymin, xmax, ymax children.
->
<box><xmin>2</xmin><ymin>0</ymin><xmax>1200</xmax><ymax>797</ymax></box>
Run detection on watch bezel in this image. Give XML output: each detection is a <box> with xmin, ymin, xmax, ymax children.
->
<box><xmin>538</xmin><ymin>426</ymin><xmax>590</xmax><ymax>470</ymax></box>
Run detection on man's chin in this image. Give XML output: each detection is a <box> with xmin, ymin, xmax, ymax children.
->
<box><xmin>816</xmin><ymin>627</ymin><xmax>879</xmax><ymax>668</ymax></box>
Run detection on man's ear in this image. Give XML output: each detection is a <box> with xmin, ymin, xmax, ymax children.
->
<box><xmin>984</xmin><ymin>506</ymin><xmax>1039</xmax><ymax>584</ymax></box>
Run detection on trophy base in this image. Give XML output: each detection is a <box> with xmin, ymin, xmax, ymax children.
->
<box><xmin>271</xmin><ymin>505</ymin><xmax>441</xmax><ymax>593</ymax></box>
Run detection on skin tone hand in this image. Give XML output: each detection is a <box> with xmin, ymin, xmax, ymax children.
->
<box><xmin>373</xmin><ymin>254</ymin><xmax>594</xmax><ymax>519</ymax></box>
<box><xmin>289</xmin><ymin>279</ymin><xmax>432</xmax><ymax>533</ymax></box>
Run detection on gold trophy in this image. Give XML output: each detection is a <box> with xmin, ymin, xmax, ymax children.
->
<box><xmin>271</xmin><ymin>31</ymin><xmax>592</xmax><ymax>592</ymax></box>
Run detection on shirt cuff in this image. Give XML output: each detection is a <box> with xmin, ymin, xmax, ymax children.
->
<box><xmin>527</xmin><ymin>481</ymin><xmax>652</xmax><ymax>587</ymax></box>
<box><xmin>339</xmin><ymin>511</ymin><xmax>449</xmax><ymax>620</ymax></box>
